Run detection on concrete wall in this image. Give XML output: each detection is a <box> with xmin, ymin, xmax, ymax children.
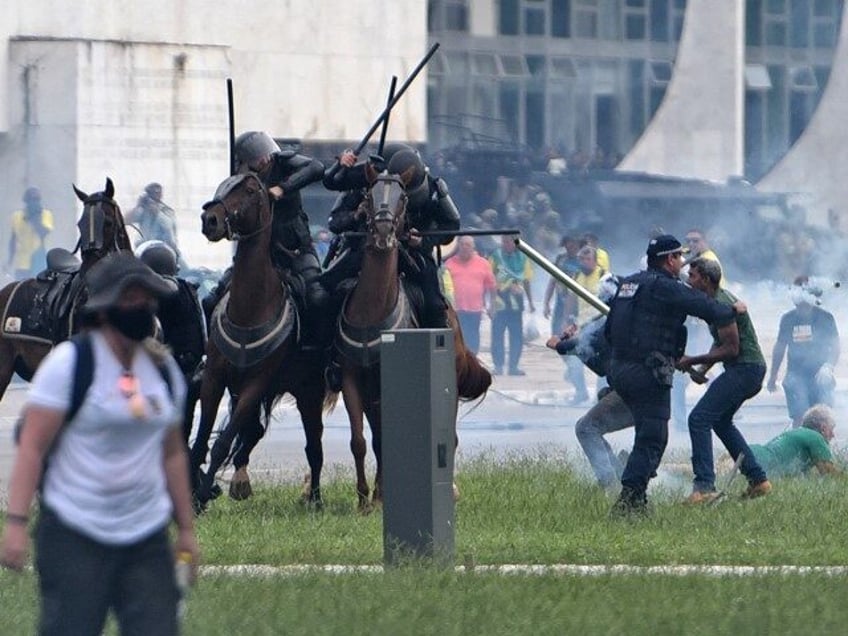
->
<box><xmin>0</xmin><ymin>0</ymin><xmax>427</xmax><ymax>268</ymax></box>
<box><xmin>756</xmin><ymin>7</ymin><xmax>848</xmax><ymax>226</ymax></box>
<box><xmin>618</xmin><ymin>0</ymin><xmax>745</xmax><ymax>182</ymax></box>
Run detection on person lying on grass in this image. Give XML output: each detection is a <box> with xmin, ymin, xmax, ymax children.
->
<box><xmin>746</xmin><ymin>404</ymin><xmax>841</xmax><ymax>478</ymax></box>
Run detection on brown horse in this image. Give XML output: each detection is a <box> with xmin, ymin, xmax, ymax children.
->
<box><xmin>336</xmin><ymin>168</ymin><xmax>491</xmax><ymax>511</ymax></box>
<box><xmin>192</xmin><ymin>172</ymin><xmax>334</xmax><ymax>509</ymax></box>
<box><xmin>0</xmin><ymin>178</ymin><xmax>132</xmax><ymax>399</ymax></box>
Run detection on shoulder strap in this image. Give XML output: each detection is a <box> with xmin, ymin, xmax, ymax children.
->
<box><xmin>156</xmin><ymin>359</ymin><xmax>174</xmax><ymax>398</ymax></box>
<box><xmin>66</xmin><ymin>333</ymin><xmax>94</xmax><ymax>424</ymax></box>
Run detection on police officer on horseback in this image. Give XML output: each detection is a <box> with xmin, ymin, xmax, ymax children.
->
<box><xmin>322</xmin><ymin>143</ymin><xmax>460</xmax><ymax>328</ymax></box>
<box><xmin>203</xmin><ymin>131</ymin><xmax>327</xmax><ymax>327</ymax></box>
<box><xmin>321</xmin><ymin>143</ymin><xmax>460</xmax><ymax>391</ymax></box>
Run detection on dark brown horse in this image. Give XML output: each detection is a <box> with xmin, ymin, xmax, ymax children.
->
<box><xmin>0</xmin><ymin>178</ymin><xmax>132</xmax><ymax>400</ymax></box>
<box><xmin>192</xmin><ymin>172</ymin><xmax>334</xmax><ymax>509</ymax></box>
<box><xmin>336</xmin><ymin>168</ymin><xmax>491</xmax><ymax>511</ymax></box>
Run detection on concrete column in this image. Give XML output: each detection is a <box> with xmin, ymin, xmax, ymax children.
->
<box><xmin>757</xmin><ymin>9</ymin><xmax>848</xmax><ymax>226</ymax></box>
<box><xmin>619</xmin><ymin>0</ymin><xmax>744</xmax><ymax>181</ymax></box>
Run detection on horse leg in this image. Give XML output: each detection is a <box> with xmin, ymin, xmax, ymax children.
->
<box><xmin>363</xmin><ymin>399</ymin><xmax>383</xmax><ymax>505</ymax></box>
<box><xmin>189</xmin><ymin>360</ymin><xmax>227</xmax><ymax>504</ymax></box>
<box><xmin>342</xmin><ymin>373</ymin><xmax>370</xmax><ymax>511</ymax></box>
<box><xmin>203</xmin><ymin>391</ymin><xmax>263</xmax><ymax>502</ymax></box>
<box><xmin>295</xmin><ymin>387</ymin><xmax>325</xmax><ymax>509</ymax></box>
<box><xmin>228</xmin><ymin>416</ymin><xmax>266</xmax><ymax>501</ymax></box>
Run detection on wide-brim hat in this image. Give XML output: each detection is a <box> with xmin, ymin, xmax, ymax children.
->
<box><xmin>83</xmin><ymin>251</ymin><xmax>177</xmax><ymax>312</ymax></box>
<box><xmin>646</xmin><ymin>234</ymin><xmax>689</xmax><ymax>258</ymax></box>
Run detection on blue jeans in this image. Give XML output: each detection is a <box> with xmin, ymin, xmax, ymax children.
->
<box><xmin>688</xmin><ymin>363</ymin><xmax>768</xmax><ymax>492</ymax></box>
<box><xmin>35</xmin><ymin>507</ymin><xmax>179</xmax><ymax>636</ymax></box>
<box><xmin>456</xmin><ymin>310</ymin><xmax>482</xmax><ymax>355</ymax></box>
<box><xmin>491</xmin><ymin>308</ymin><xmax>523</xmax><ymax>372</ymax></box>
<box><xmin>608</xmin><ymin>360</ymin><xmax>671</xmax><ymax>502</ymax></box>
<box><xmin>783</xmin><ymin>367</ymin><xmax>835</xmax><ymax>420</ymax></box>
<box><xmin>575</xmin><ymin>390</ymin><xmax>634</xmax><ymax>488</ymax></box>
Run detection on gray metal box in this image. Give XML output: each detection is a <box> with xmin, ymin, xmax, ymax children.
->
<box><xmin>380</xmin><ymin>328</ymin><xmax>456</xmax><ymax>566</ymax></box>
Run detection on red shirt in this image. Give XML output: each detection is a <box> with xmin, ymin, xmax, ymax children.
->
<box><xmin>444</xmin><ymin>253</ymin><xmax>496</xmax><ymax>313</ymax></box>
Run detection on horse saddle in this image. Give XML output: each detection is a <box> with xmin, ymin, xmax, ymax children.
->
<box><xmin>5</xmin><ymin>262</ymin><xmax>85</xmax><ymax>343</ymax></box>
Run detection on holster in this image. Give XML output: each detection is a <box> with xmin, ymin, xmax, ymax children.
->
<box><xmin>645</xmin><ymin>351</ymin><xmax>675</xmax><ymax>387</ymax></box>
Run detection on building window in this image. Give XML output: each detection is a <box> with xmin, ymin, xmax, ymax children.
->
<box><xmin>500</xmin><ymin>0</ymin><xmax>520</xmax><ymax>35</ymax></box>
<box><xmin>523</xmin><ymin>0</ymin><xmax>547</xmax><ymax>35</ymax></box>
<box><xmin>551</xmin><ymin>0</ymin><xmax>571</xmax><ymax>37</ymax></box>
<box><xmin>575</xmin><ymin>0</ymin><xmax>599</xmax><ymax>38</ymax></box>
<box><xmin>428</xmin><ymin>0</ymin><xmax>469</xmax><ymax>33</ymax></box>
<box><xmin>624</xmin><ymin>0</ymin><xmax>648</xmax><ymax>40</ymax></box>
<box><xmin>745</xmin><ymin>64</ymin><xmax>773</xmax><ymax>90</ymax></box>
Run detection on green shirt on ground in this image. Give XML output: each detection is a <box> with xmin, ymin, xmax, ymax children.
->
<box><xmin>709</xmin><ymin>288</ymin><xmax>766</xmax><ymax>367</ymax></box>
<box><xmin>749</xmin><ymin>428</ymin><xmax>833</xmax><ymax>477</ymax></box>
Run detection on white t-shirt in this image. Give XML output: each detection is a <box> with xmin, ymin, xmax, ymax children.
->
<box><xmin>27</xmin><ymin>332</ymin><xmax>186</xmax><ymax>545</ymax></box>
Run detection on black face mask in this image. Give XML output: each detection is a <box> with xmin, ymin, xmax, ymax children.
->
<box><xmin>106</xmin><ymin>306</ymin><xmax>155</xmax><ymax>342</ymax></box>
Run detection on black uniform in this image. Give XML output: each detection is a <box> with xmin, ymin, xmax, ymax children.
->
<box><xmin>605</xmin><ymin>267</ymin><xmax>735</xmax><ymax>510</ymax></box>
<box><xmin>321</xmin><ymin>159</ymin><xmax>461</xmax><ymax>328</ymax></box>
<box><xmin>203</xmin><ymin>150</ymin><xmax>326</xmax><ymax>336</ymax></box>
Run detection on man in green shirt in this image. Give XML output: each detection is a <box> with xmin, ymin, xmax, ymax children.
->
<box><xmin>676</xmin><ymin>257</ymin><xmax>771</xmax><ymax>503</ymax></box>
<box><xmin>749</xmin><ymin>404</ymin><xmax>840</xmax><ymax>477</ymax></box>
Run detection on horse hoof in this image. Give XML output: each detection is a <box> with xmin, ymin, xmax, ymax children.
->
<box><xmin>209</xmin><ymin>483</ymin><xmax>223</xmax><ymax>500</ymax></box>
<box><xmin>229</xmin><ymin>467</ymin><xmax>253</xmax><ymax>501</ymax></box>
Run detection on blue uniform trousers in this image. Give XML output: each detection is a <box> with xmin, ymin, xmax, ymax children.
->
<box><xmin>608</xmin><ymin>360</ymin><xmax>670</xmax><ymax>502</ymax></box>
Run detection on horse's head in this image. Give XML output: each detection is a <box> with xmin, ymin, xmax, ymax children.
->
<box><xmin>201</xmin><ymin>173</ymin><xmax>271</xmax><ymax>243</ymax></box>
<box><xmin>361</xmin><ymin>163</ymin><xmax>411</xmax><ymax>251</ymax></box>
<box><xmin>73</xmin><ymin>178</ymin><xmax>132</xmax><ymax>261</ymax></box>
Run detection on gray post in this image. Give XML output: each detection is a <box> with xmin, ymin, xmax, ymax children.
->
<box><xmin>380</xmin><ymin>328</ymin><xmax>456</xmax><ymax>567</ymax></box>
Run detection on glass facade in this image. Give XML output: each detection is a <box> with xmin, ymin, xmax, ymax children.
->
<box><xmin>427</xmin><ymin>0</ymin><xmax>843</xmax><ymax>179</ymax></box>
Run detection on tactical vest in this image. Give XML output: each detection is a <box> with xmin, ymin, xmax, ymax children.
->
<box><xmin>607</xmin><ymin>269</ymin><xmax>684</xmax><ymax>361</ymax></box>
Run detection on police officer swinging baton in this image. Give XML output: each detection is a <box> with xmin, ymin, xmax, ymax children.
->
<box><xmin>325</xmin><ymin>42</ymin><xmax>441</xmax><ymax>181</ymax></box>
<box><xmin>513</xmin><ymin>237</ymin><xmax>709</xmax><ymax>383</ymax></box>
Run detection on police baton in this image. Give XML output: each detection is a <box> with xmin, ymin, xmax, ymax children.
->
<box><xmin>513</xmin><ymin>237</ymin><xmax>609</xmax><ymax>315</ymax></box>
<box><xmin>325</xmin><ymin>43</ymin><xmax>440</xmax><ymax>181</ymax></box>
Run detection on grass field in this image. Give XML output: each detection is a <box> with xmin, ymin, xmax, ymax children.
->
<box><xmin>2</xmin><ymin>452</ymin><xmax>848</xmax><ymax>634</ymax></box>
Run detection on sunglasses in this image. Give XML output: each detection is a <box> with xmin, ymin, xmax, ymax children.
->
<box><xmin>119</xmin><ymin>371</ymin><xmax>145</xmax><ymax>418</ymax></box>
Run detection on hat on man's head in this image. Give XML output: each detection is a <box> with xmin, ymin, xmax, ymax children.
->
<box><xmin>646</xmin><ymin>234</ymin><xmax>688</xmax><ymax>258</ymax></box>
<box><xmin>83</xmin><ymin>252</ymin><xmax>177</xmax><ymax>312</ymax></box>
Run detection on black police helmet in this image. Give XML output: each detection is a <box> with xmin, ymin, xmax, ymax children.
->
<box><xmin>386</xmin><ymin>149</ymin><xmax>426</xmax><ymax>190</ymax></box>
<box><xmin>136</xmin><ymin>240</ymin><xmax>179</xmax><ymax>276</ymax></box>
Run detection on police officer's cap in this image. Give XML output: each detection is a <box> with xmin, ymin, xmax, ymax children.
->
<box><xmin>646</xmin><ymin>234</ymin><xmax>688</xmax><ymax>258</ymax></box>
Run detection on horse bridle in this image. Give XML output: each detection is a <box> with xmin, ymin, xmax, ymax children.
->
<box><xmin>76</xmin><ymin>194</ymin><xmax>124</xmax><ymax>256</ymax></box>
<box><xmin>365</xmin><ymin>173</ymin><xmax>407</xmax><ymax>251</ymax></box>
<box><xmin>203</xmin><ymin>173</ymin><xmax>273</xmax><ymax>242</ymax></box>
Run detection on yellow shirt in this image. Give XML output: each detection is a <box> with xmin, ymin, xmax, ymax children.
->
<box><xmin>575</xmin><ymin>265</ymin><xmax>605</xmax><ymax>324</ymax></box>
<box><xmin>595</xmin><ymin>247</ymin><xmax>611</xmax><ymax>273</ymax></box>
<box><xmin>9</xmin><ymin>208</ymin><xmax>54</xmax><ymax>270</ymax></box>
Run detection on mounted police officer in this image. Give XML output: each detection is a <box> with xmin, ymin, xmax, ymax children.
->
<box><xmin>202</xmin><ymin>131</ymin><xmax>327</xmax><ymax>335</ymax></box>
<box><xmin>322</xmin><ymin>143</ymin><xmax>460</xmax><ymax>327</ymax></box>
<box><xmin>321</xmin><ymin>144</ymin><xmax>460</xmax><ymax>390</ymax></box>
<box><xmin>605</xmin><ymin>235</ymin><xmax>743</xmax><ymax>516</ymax></box>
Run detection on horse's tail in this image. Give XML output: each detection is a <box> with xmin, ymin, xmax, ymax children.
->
<box><xmin>323</xmin><ymin>388</ymin><xmax>339</xmax><ymax>413</ymax></box>
<box><xmin>449</xmin><ymin>306</ymin><xmax>492</xmax><ymax>401</ymax></box>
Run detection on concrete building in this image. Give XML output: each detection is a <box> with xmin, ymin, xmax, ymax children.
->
<box><xmin>0</xmin><ymin>1</ymin><xmax>428</xmax><ymax>269</ymax></box>
<box><xmin>427</xmin><ymin>0</ymin><xmax>845</xmax><ymax>223</ymax></box>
